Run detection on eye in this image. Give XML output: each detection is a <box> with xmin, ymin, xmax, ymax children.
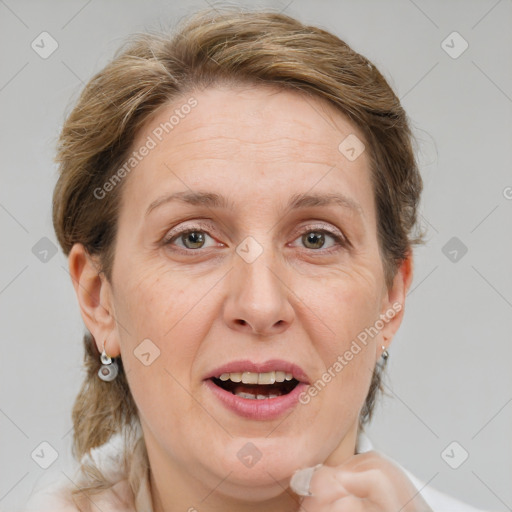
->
<box><xmin>164</xmin><ymin>227</ymin><xmax>218</xmax><ymax>251</ymax></box>
<box><xmin>162</xmin><ymin>224</ymin><xmax>349</xmax><ymax>254</ymax></box>
<box><xmin>291</xmin><ymin>228</ymin><xmax>347</xmax><ymax>251</ymax></box>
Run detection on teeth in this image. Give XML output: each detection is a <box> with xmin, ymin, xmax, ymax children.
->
<box><xmin>241</xmin><ymin>372</ymin><xmax>259</xmax><ymax>384</ymax></box>
<box><xmin>258</xmin><ymin>371</ymin><xmax>275</xmax><ymax>385</ymax></box>
<box><xmin>236</xmin><ymin>392</ymin><xmax>257</xmax><ymax>399</ymax></box>
<box><xmin>275</xmin><ymin>371</ymin><xmax>286</xmax><ymax>382</ymax></box>
<box><xmin>230</xmin><ymin>372</ymin><xmax>242</xmax><ymax>382</ymax></box>
<box><xmin>234</xmin><ymin>391</ymin><xmax>280</xmax><ymax>399</ymax></box>
<box><xmin>217</xmin><ymin>370</ymin><xmax>295</xmax><ymax>383</ymax></box>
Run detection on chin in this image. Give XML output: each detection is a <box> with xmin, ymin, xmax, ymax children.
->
<box><xmin>209</xmin><ymin>459</ymin><xmax>297</xmax><ymax>502</ymax></box>
<box><xmin>206</xmin><ymin>438</ymin><xmax>316</xmax><ymax>498</ymax></box>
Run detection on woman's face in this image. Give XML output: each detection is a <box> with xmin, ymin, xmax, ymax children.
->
<box><xmin>87</xmin><ymin>85</ymin><xmax>410</xmax><ymax>500</ymax></box>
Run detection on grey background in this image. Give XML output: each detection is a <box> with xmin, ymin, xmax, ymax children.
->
<box><xmin>1</xmin><ymin>0</ymin><xmax>511</xmax><ymax>510</ymax></box>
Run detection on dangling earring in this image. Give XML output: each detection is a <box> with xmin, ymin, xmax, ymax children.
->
<box><xmin>98</xmin><ymin>339</ymin><xmax>119</xmax><ymax>382</ymax></box>
<box><xmin>381</xmin><ymin>345</ymin><xmax>389</xmax><ymax>360</ymax></box>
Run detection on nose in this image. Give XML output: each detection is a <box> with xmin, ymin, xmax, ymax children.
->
<box><xmin>223</xmin><ymin>249</ymin><xmax>295</xmax><ymax>337</ymax></box>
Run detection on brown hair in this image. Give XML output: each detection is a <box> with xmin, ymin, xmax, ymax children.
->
<box><xmin>52</xmin><ymin>6</ymin><xmax>424</xmax><ymax>504</ymax></box>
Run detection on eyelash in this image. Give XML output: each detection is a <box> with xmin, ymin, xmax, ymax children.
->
<box><xmin>162</xmin><ymin>223</ymin><xmax>350</xmax><ymax>254</ymax></box>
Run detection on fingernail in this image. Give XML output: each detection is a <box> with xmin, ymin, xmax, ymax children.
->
<box><xmin>290</xmin><ymin>463</ymin><xmax>323</xmax><ymax>496</ymax></box>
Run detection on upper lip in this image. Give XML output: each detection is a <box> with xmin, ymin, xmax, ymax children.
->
<box><xmin>205</xmin><ymin>359</ymin><xmax>310</xmax><ymax>384</ymax></box>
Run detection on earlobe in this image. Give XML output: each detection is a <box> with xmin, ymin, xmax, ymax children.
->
<box><xmin>68</xmin><ymin>243</ymin><xmax>120</xmax><ymax>358</ymax></box>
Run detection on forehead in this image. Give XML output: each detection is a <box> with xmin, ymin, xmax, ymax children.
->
<box><xmin>141</xmin><ymin>84</ymin><xmax>362</xmax><ymax>160</ymax></box>
<box><xmin>122</xmin><ymin>84</ymin><xmax>374</xmax><ymax>221</ymax></box>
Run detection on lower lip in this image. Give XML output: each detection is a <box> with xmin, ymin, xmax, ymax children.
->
<box><xmin>204</xmin><ymin>379</ymin><xmax>308</xmax><ymax>420</ymax></box>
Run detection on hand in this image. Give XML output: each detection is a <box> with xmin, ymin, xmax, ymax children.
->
<box><xmin>290</xmin><ymin>451</ymin><xmax>433</xmax><ymax>512</ymax></box>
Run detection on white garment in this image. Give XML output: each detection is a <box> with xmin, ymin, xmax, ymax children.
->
<box><xmin>23</xmin><ymin>430</ymin><xmax>490</xmax><ymax>511</ymax></box>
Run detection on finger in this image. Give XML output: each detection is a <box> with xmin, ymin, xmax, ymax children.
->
<box><xmin>335</xmin><ymin>469</ymin><xmax>384</xmax><ymax>497</ymax></box>
<box><xmin>300</xmin><ymin>465</ymin><xmax>352</xmax><ymax>504</ymax></box>
<box><xmin>330</xmin><ymin>495</ymin><xmax>368</xmax><ymax>512</ymax></box>
<box><xmin>334</xmin><ymin>469</ymin><xmax>404</xmax><ymax>510</ymax></box>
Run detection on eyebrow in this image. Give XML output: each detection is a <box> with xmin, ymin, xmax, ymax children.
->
<box><xmin>145</xmin><ymin>191</ymin><xmax>363</xmax><ymax>218</ymax></box>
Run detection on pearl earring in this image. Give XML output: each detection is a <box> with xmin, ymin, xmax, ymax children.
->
<box><xmin>381</xmin><ymin>345</ymin><xmax>389</xmax><ymax>360</ymax></box>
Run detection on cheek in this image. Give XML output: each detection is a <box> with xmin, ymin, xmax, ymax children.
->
<box><xmin>312</xmin><ymin>326</ymin><xmax>376</xmax><ymax>437</ymax></box>
<box><xmin>114</xmin><ymin>261</ymin><xmax>220</xmax><ymax>392</ymax></box>
<box><xmin>112</xmin><ymin>266</ymin><xmax>191</xmax><ymax>383</ymax></box>
<box><xmin>114</xmin><ymin>259</ymin><xmax>194</xmax><ymax>340</ymax></box>
<box><xmin>298</xmin><ymin>265</ymin><xmax>382</xmax><ymax>413</ymax></box>
<box><xmin>304</xmin><ymin>267</ymin><xmax>383</xmax><ymax>356</ymax></box>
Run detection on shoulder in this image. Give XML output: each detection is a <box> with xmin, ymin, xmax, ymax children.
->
<box><xmin>23</xmin><ymin>431</ymin><xmax>138</xmax><ymax>512</ymax></box>
<box><xmin>23</xmin><ymin>470</ymin><xmax>137</xmax><ymax>512</ymax></box>
<box><xmin>23</xmin><ymin>471</ymin><xmax>78</xmax><ymax>512</ymax></box>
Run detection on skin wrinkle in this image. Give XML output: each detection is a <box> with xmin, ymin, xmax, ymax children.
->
<box><xmin>141</xmin><ymin>159</ymin><xmax>370</xmax><ymax>251</ymax></box>
<box><xmin>73</xmin><ymin>84</ymin><xmax>411</xmax><ymax>512</ymax></box>
<box><xmin>172</xmin><ymin>137</ymin><xmax>338</xmax><ymax>163</ymax></box>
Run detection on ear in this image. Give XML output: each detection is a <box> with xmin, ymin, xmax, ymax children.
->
<box><xmin>68</xmin><ymin>243</ymin><xmax>120</xmax><ymax>358</ymax></box>
<box><xmin>376</xmin><ymin>250</ymin><xmax>414</xmax><ymax>362</ymax></box>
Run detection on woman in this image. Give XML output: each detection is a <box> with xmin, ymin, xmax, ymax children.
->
<box><xmin>24</xmin><ymin>7</ymin><xmax>488</xmax><ymax>512</ymax></box>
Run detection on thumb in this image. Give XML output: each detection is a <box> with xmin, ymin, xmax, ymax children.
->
<box><xmin>289</xmin><ymin>464</ymin><xmax>323</xmax><ymax>496</ymax></box>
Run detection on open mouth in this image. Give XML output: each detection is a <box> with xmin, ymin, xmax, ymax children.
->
<box><xmin>210</xmin><ymin>372</ymin><xmax>300</xmax><ymax>400</ymax></box>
